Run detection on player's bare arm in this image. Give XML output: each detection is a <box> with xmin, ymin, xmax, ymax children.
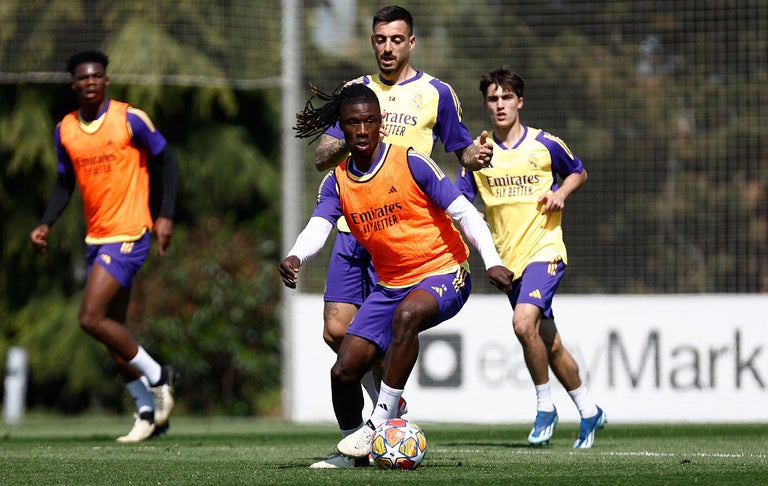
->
<box><xmin>537</xmin><ymin>169</ymin><xmax>588</xmax><ymax>214</ymax></box>
<box><xmin>314</xmin><ymin>134</ymin><xmax>349</xmax><ymax>171</ymax></box>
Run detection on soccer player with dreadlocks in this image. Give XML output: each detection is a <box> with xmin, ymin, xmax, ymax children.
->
<box><xmin>283</xmin><ymin>83</ymin><xmax>512</xmax><ymax>468</ymax></box>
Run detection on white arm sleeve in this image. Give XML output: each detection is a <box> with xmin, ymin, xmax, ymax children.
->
<box><xmin>285</xmin><ymin>217</ymin><xmax>334</xmax><ymax>266</ymax></box>
<box><xmin>446</xmin><ymin>196</ymin><xmax>504</xmax><ymax>270</ymax></box>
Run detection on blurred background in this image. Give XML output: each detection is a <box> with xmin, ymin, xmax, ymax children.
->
<box><xmin>0</xmin><ymin>0</ymin><xmax>765</xmax><ymax>419</ymax></box>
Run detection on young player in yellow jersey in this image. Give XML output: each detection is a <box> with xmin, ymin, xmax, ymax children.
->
<box><xmin>456</xmin><ymin>67</ymin><xmax>606</xmax><ymax>449</ymax></box>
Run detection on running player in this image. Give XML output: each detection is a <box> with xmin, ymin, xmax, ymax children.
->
<box><xmin>29</xmin><ymin>50</ymin><xmax>178</xmax><ymax>443</ymax></box>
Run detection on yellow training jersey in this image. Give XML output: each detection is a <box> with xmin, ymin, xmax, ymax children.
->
<box><xmin>456</xmin><ymin>126</ymin><xmax>585</xmax><ymax>277</ymax></box>
<box><xmin>327</xmin><ymin>71</ymin><xmax>473</xmax><ymax>233</ymax></box>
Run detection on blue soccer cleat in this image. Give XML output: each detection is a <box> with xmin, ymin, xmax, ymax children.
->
<box><xmin>528</xmin><ymin>407</ymin><xmax>558</xmax><ymax>445</ymax></box>
<box><xmin>573</xmin><ymin>406</ymin><xmax>607</xmax><ymax>449</ymax></box>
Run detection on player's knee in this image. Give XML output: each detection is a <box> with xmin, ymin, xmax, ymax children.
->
<box><xmin>392</xmin><ymin>304</ymin><xmax>429</xmax><ymax>338</ymax></box>
<box><xmin>78</xmin><ymin>308</ymin><xmax>101</xmax><ymax>336</ymax></box>
<box><xmin>322</xmin><ymin>327</ymin><xmax>343</xmax><ymax>353</ymax></box>
<box><xmin>331</xmin><ymin>361</ymin><xmax>363</xmax><ymax>385</ymax></box>
<box><xmin>512</xmin><ymin>317</ymin><xmax>535</xmax><ymax>339</ymax></box>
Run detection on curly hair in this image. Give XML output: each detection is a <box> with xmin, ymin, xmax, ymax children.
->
<box><xmin>66</xmin><ymin>50</ymin><xmax>109</xmax><ymax>76</ymax></box>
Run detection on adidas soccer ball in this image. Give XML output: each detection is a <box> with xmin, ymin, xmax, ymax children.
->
<box><xmin>371</xmin><ymin>418</ymin><xmax>427</xmax><ymax>470</ymax></box>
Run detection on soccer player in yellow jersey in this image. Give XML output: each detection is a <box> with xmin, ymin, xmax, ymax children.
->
<box><xmin>29</xmin><ymin>50</ymin><xmax>178</xmax><ymax>443</ymax></box>
<box><xmin>457</xmin><ymin>67</ymin><xmax>606</xmax><ymax>449</ymax></box>
<box><xmin>305</xmin><ymin>5</ymin><xmax>492</xmax><ymax>422</ymax></box>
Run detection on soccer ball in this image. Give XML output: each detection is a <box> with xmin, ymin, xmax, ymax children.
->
<box><xmin>371</xmin><ymin>418</ymin><xmax>427</xmax><ymax>470</ymax></box>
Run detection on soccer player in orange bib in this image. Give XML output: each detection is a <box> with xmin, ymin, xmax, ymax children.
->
<box><xmin>456</xmin><ymin>67</ymin><xmax>606</xmax><ymax>448</ymax></box>
<box><xmin>29</xmin><ymin>50</ymin><xmax>178</xmax><ymax>443</ymax></box>
<box><xmin>306</xmin><ymin>6</ymin><xmax>492</xmax><ymax>442</ymax></box>
<box><xmin>283</xmin><ymin>83</ymin><xmax>513</xmax><ymax>467</ymax></box>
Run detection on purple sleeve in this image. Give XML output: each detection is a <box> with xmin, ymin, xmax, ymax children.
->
<box><xmin>430</xmin><ymin>78</ymin><xmax>474</xmax><ymax>154</ymax></box>
<box><xmin>536</xmin><ymin>131</ymin><xmax>585</xmax><ymax>180</ymax></box>
<box><xmin>127</xmin><ymin>110</ymin><xmax>168</xmax><ymax>157</ymax></box>
<box><xmin>310</xmin><ymin>171</ymin><xmax>343</xmax><ymax>224</ymax></box>
<box><xmin>54</xmin><ymin>124</ymin><xmax>73</xmax><ymax>175</ymax></box>
<box><xmin>323</xmin><ymin>122</ymin><xmax>344</xmax><ymax>140</ymax></box>
<box><xmin>407</xmin><ymin>151</ymin><xmax>463</xmax><ymax>210</ymax></box>
<box><xmin>454</xmin><ymin>166</ymin><xmax>479</xmax><ymax>203</ymax></box>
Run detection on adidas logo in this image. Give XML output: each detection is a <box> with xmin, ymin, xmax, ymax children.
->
<box><xmin>431</xmin><ymin>286</ymin><xmax>444</xmax><ymax>297</ymax></box>
<box><xmin>388</xmin><ymin>186</ymin><xmax>397</xmax><ymax>194</ymax></box>
<box><xmin>377</xmin><ymin>403</ymin><xmax>389</xmax><ymax>411</ymax></box>
<box><xmin>528</xmin><ymin>289</ymin><xmax>542</xmax><ymax>300</ymax></box>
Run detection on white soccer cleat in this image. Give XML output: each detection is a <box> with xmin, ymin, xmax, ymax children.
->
<box><xmin>150</xmin><ymin>365</ymin><xmax>176</xmax><ymax>426</ymax></box>
<box><xmin>116</xmin><ymin>413</ymin><xmax>156</xmax><ymax>443</ymax></box>
<box><xmin>309</xmin><ymin>453</ymin><xmax>369</xmax><ymax>469</ymax></box>
<box><xmin>336</xmin><ymin>420</ymin><xmax>376</xmax><ymax>458</ymax></box>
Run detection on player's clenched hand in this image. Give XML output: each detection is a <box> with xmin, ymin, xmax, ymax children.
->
<box><xmin>486</xmin><ymin>265</ymin><xmax>515</xmax><ymax>293</ymax></box>
<box><xmin>154</xmin><ymin>217</ymin><xmax>174</xmax><ymax>256</ymax></box>
<box><xmin>29</xmin><ymin>224</ymin><xmax>50</xmax><ymax>253</ymax></box>
<box><xmin>537</xmin><ymin>191</ymin><xmax>566</xmax><ymax>215</ymax></box>
<box><xmin>279</xmin><ymin>256</ymin><xmax>301</xmax><ymax>289</ymax></box>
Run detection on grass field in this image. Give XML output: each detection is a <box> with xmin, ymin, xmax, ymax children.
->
<box><xmin>1</xmin><ymin>414</ymin><xmax>766</xmax><ymax>485</ymax></box>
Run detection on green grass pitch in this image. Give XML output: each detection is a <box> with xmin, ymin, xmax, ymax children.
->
<box><xmin>1</xmin><ymin>414</ymin><xmax>766</xmax><ymax>485</ymax></box>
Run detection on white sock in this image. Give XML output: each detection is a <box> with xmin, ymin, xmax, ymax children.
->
<box><xmin>568</xmin><ymin>384</ymin><xmax>598</xmax><ymax>418</ymax></box>
<box><xmin>340</xmin><ymin>422</ymin><xmax>365</xmax><ymax>438</ymax></box>
<box><xmin>361</xmin><ymin>370</ymin><xmax>379</xmax><ymax>405</ymax></box>
<box><xmin>126</xmin><ymin>377</ymin><xmax>154</xmax><ymax>415</ymax></box>
<box><xmin>128</xmin><ymin>346</ymin><xmax>162</xmax><ymax>386</ymax></box>
<box><xmin>370</xmin><ymin>382</ymin><xmax>402</xmax><ymax>427</ymax></box>
<box><xmin>535</xmin><ymin>382</ymin><xmax>555</xmax><ymax>412</ymax></box>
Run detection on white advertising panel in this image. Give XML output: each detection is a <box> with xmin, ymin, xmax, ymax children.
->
<box><xmin>285</xmin><ymin>294</ymin><xmax>768</xmax><ymax>423</ymax></box>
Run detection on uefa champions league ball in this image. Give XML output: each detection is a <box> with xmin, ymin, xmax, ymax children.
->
<box><xmin>370</xmin><ymin>418</ymin><xmax>427</xmax><ymax>470</ymax></box>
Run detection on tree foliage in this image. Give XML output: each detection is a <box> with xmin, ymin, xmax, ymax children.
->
<box><xmin>0</xmin><ymin>0</ymin><xmax>766</xmax><ymax>416</ymax></box>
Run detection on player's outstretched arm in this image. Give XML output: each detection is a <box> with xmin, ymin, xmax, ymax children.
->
<box><xmin>278</xmin><ymin>216</ymin><xmax>334</xmax><ymax>289</ymax></box>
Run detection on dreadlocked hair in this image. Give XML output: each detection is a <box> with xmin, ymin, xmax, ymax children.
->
<box><xmin>293</xmin><ymin>82</ymin><xmax>381</xmax><ymax>144</ymax></box>
<box><xmin>293</xmin><ymin>82</ymin><xmax>345</xmax><ymax>144</ymax></box>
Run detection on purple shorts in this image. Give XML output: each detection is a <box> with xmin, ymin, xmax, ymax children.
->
<box><xmin>347</xmin><ymin>266</ymin><xmax>472</xmax><ymax>353</ymax></box>
<box><xmin>324</xmin><ymin>231</ymin><xmax>378</xmax><ymax>305</ymax></box>
<box><xmin>85</xmin><ymin>232</ymin><xmax>151</xmax><ymax>289</ymax></box>
<box><xmin>508</xmin><ymin>259</ymin><xmax>566</xmax><ymax>319</ymax></box>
